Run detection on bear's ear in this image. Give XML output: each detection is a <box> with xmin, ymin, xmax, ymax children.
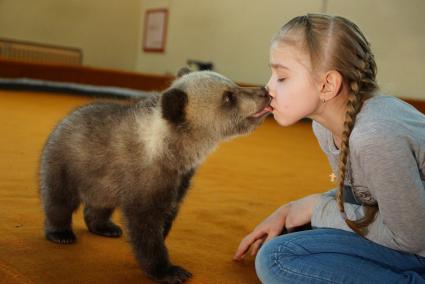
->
<box><xmin>161</xmin><ymin>88</ymin><xmax>188</xmax><ymax>124</ymax></box>
<box><xmin>176</xmin><ymin>67</ymin><xmax>192</xmax><ymax>78</ymax></box>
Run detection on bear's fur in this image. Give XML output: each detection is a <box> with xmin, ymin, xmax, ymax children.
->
<box><xmin>39</xmin><ymin>68</ymin><xmax>271</xmax><ymax>283</ymax></box>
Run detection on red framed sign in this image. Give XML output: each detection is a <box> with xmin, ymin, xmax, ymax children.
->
<box><xmin>142</xmin><ymin>9</ymin><xmax>169</xmax><ymax>53</ymax></box>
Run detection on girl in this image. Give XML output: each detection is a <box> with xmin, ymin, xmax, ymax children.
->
<box><xmin>233</xmin><ymin>14</ymin><xmax>425</xmax><ymax>283</ymax></box>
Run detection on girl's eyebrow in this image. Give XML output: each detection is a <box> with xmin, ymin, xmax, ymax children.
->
<box><xmin>269</xmin><ymin>63</ymin><xmax>290</xmax><ymax>70</ymax></box>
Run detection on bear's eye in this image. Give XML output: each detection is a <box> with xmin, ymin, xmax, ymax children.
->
<box><xmin>223</xmin><ymin>91</ymin><xmax>236</xmax><ymax>106</ymax></box>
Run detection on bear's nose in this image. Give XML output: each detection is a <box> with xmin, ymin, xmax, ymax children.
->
<box><xmin>259</xmin><ymin>86</ymin><xmax>269</xmax><ymax>97</ymax></box>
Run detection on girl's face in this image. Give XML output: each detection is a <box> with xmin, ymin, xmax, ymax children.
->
<box><xmin>266</xmin><ymin>42</ymin><xmax>322</xmax><ymax>126</ymax></box>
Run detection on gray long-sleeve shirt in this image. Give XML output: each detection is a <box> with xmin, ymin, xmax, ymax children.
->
<box><xmin>311</xmin><ymin>94</ymin><xmax>425</xmax><ymax>257</ymax></box>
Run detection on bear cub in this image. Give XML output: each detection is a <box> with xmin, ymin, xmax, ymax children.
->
<box><xmin>39</xmin><ymin>68</ymin><xmax>272</xmax><ymax>283</ymax></box>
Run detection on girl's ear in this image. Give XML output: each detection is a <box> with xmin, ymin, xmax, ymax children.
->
<box><xmin>320</xmin><ymin>70</ymin><xmax>343</xmax><ymax>101</ymax></box>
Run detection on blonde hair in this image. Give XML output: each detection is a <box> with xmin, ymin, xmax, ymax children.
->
<box><xmin>274</xmin><ymin>14</ymin><xmax>379</xmax><ymax>236</ymax></box>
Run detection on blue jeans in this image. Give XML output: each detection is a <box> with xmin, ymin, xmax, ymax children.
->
<box><xmin>255</xmin><ymin>228</ymin><xmax>425</xmax><ymax>283</ymax></box>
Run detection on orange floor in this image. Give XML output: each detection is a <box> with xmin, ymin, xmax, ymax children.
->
<box><xmin>0</xmin><ymin>90</ymin><xmax>333</xmax><ymax>283</ymax></box>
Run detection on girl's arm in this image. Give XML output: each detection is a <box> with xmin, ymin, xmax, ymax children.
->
<box><xmin>312</xmin><ymin>130</ymin><xmax>425</xmax><ymax>255</ymax></box>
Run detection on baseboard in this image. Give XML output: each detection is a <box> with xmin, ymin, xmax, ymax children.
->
<box><xmin>0</xmin><ymin>58</ymin><xmax>173</xmax><ymax>92</ymax></box>
<box><xmin>0</xmin><ymin>58</ymin><xmax>424</xmax><ymax>114</ymax></box>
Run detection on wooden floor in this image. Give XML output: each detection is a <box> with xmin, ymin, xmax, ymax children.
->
<box><xmin>0</xmin><ymin>90</ymin><xmax>334</xmax><ymax>284</ymax></box>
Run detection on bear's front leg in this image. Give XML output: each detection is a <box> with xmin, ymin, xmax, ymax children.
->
<box><xmin>161</xmin><ymin>169</ymin><xmax>195</xmax><ymax>240</ymax></box>
<box><xmin>122</xmin><ymin>200</ymin><xmax>192</xmax><ymax>284</ymax></box>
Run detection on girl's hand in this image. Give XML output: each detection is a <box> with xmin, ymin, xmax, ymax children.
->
<box><xmin>233</xmin><ymin>203</ymin><xmax>290</xmax><ymax>261</ymax></box>
<box><xmin>233</xmin><ymin>194</ymin><xmax>321</xmax><ymax>261</ymax></box>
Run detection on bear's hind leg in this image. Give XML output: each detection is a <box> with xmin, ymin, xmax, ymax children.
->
<box><xmin>41</xmin><ymin>170</ymin><xmax>80</xmax><ymax>244</ymax></box>
<box><xmin>84</xmin><ymin>206</ymin><xmax>122</xmax><ymax>238</ymax></box>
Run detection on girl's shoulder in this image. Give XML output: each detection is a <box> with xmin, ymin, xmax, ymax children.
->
<box><xmin>312</xmin><ymin>94</ymin><xmax>425</xmax><ymax>155</ymax></box>
<box><xmin>350</xmin><ymin>94</ymin><xmax>425</xmax><ymax>151</ymax></box>
<box><xmin>359</xmin><ymin>94</ymin><xmax>422</xmax><ymax>118</ymax></box>
<box><xmin>313</xmin><ymin>94</ymin><xmax>421</xmax><ymax>136</ymax></box>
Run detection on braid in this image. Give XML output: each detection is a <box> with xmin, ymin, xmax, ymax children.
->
<box><xmin>336</xmin><ymin>49</ymin><xmax>379</xmax><ymax>236</ymax></box>
<box><xmin>336</xmin><ymin>84</ymin><xmax>366</xmax><ymax>235</ymax></box>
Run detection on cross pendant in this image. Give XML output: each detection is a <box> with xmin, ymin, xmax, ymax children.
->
<box><xmin>329</xmin><ymin>172</ymin><xmax>337</xmax><ymax>183</ymax></box>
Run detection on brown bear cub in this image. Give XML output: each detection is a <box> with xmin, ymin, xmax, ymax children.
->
<box><xmin>39</xmin><ymin>68</ymin><xmax>272</xmax><ymax>283</ymax></box>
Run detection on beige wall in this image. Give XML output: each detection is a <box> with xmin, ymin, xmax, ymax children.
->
<box><xmin>0</xmin><ymin>0</ymin><xmax>141</xmax><ymax>70</ymax></box>
<box><xmin>137</xmin><ymin>0</ymin><xmax>323</xmax><ymax>81</ymax></box>
<box><xmin>138</xmin><ymin>0</ymin><xmax>425</xmax><ymax>100</ymax></box>
<box><xmin>0</xmin><ymin>0</ymin><xmax>424</xmax><ymax>100</ymax></box>
<box><xmin>326</xmin><ymin>0</ymin><xmax>425</xmax><ymax>100</ymax></box>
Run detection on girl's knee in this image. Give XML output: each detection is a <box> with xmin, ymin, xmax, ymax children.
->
<box><xmin>255</xmin><ymin>238</ymin><xmax>276</xmax><ymax>283</ymax></box>
<box><xmin>255</xmin><ymin>234</ymin><xmax>306</xmax><ymax>283</ymax></box>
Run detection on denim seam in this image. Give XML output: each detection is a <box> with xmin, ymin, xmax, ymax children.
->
<box><xmin>272</xmin><ymin>251</ymin><xmax>339</xmax><ymax>284</ymax></box>
<box><xmin>263</xmin><ymin>229</ymin><xmax>425</xmax><ymax>283</ymax></box>
<box><xmin>275</xmin><ymin>238</ymin><xmax>403</xmax><ymax>274</ymax></box>
<box><xmin>272</xmin><ymin>238</ymin><xmax>425</xmax><ymax>283</ymax></box>
<box><xmin>278</xmin><ymin>236</ymin><xmax>424</xmax><ymax>274</ymax></box>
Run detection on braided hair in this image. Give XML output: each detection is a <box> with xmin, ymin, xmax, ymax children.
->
<box><xmin>274</xmin><ymin>14</ymin><xmax>379</xmax><ymax>236</ymax></box>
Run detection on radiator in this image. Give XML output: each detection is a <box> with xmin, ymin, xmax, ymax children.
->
<box><xmin>0</xmin><ymin>38</ymin><xmax>82</xmax><ymax>65</ymax></box>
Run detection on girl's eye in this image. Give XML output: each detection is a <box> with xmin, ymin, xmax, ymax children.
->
<box><xmin>278</xmin><ymin>78</ymin><xmax>286</xmax><ymax>82</ymax></box>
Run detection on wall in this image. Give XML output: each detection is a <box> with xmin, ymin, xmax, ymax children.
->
<box><xmin>0</xmin><ymin>0</ymin><xmax>424</xmax><ymax>100</ymax></box>
<box><xmin>138</xmin><ymin>0</ymin><xmax>425</xmax><ymax>100</ymax></box>
<box><xmin>0</xmin><ymin>0</ymin><xmax>141</xmax><ymax>71</ymax></box>
<box><xmin>137</xmin><ymin>0</ymin><xmax>322</xmax><ymax>80</ymax></box>
<box><xmin>327</xmin><ymin>0</ymin><xmax>425</xmax><ymax>100</ymax></box>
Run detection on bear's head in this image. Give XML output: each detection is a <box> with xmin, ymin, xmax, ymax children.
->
<box><xmin>161</xmin><ymin>68</ymin><xmax>272</xmax><ymax>140</ymax></box>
